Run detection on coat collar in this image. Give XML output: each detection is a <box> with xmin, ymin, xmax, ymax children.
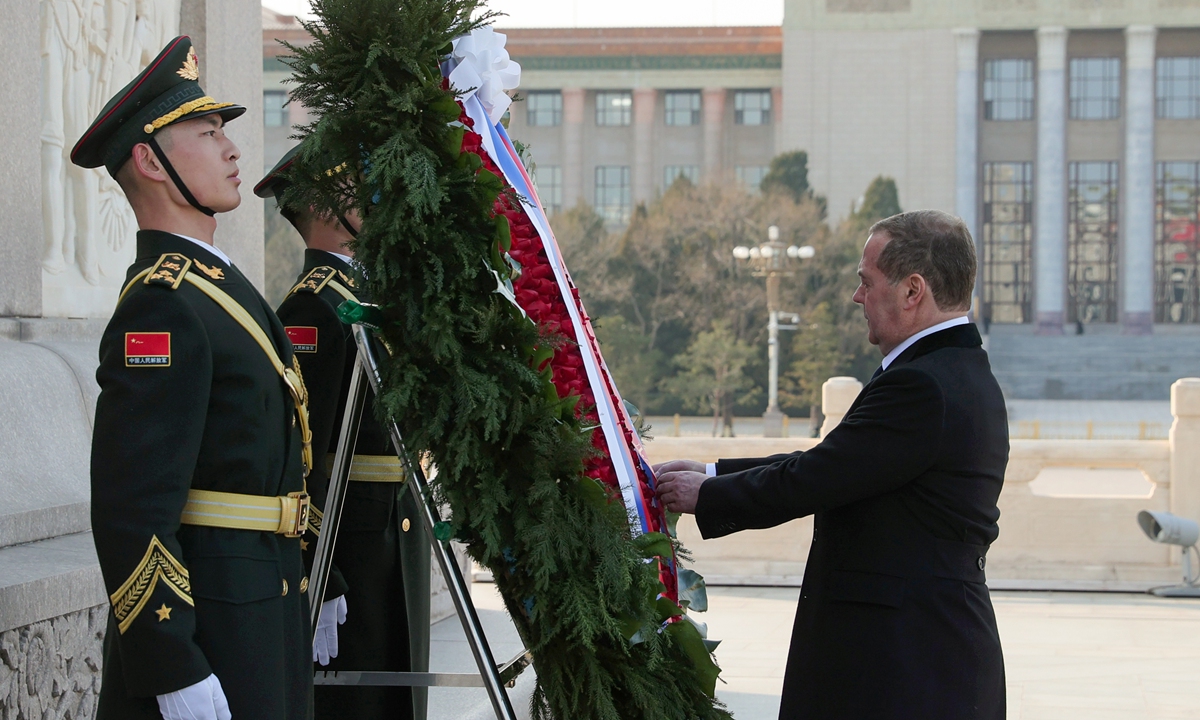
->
<box><xmin>136</xmin><ymin>230</ymin><xmax>231</xmax><ymax>269</ymax></box>
<box><xmin>888</xmin><ymin>322</ymin><xmax>983</xmax><ymax>369</ymax></box>
<box><xmin>303</xmin><ymin>248</ymin><xmax>354</xmax><ymax>275</ymax></box>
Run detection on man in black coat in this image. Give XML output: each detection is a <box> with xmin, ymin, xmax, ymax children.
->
<box><xmin>656</xmin><ymin>210</ymin><xmax>1007</xmax><ymax>720</ymax></box>
<box><xmin>257</xmin><ymin>147</ymin><xmax>432</xmax><ymax>720</ymax></box>
<box><xmin>75</xmin><ymin>38</ymin><xmax>313</xmax><ymax>720</ymax></box>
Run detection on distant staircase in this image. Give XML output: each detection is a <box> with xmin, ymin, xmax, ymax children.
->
<box><xmin>986</xmin><ymin>324</ymin><xmax>1200</xmax><ymax>400</ymax></box>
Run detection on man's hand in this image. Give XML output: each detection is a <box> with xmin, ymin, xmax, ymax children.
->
<box><xmin>652</xmin><ymin>459</ymin><xmax>705</xmax><ymax>475</ymax></box>
<box><xmin>656</xmin><ymin>470</ymin><xmax>707</xmax><ymax>514</ymax></box>
<box><xmin>313</xmin><ymin>595</ymin><xmax>348</xmax><ymax>666</ymax></box>
<box><xmin>157</xmin><ymin>673</ymin><xmax>231</xmax><ymax>720</ymax></box>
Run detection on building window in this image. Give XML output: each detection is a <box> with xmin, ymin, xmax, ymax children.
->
<box><xmin>534</xmin><ymin>165</ymin><xmax>563</xmax><ymax>215</ymax></box>
<box><xmin>595</xmin><ymin>166</ymin><xmax>631</xmax><ymax>223</ymax></box>
<box><xmin>736</xmin><ymin>166</ymin><xmax>769</xmax><ymax>191</ymax></box>
<box><xmin>1069</xmin><ymin>58</ymin><xmax>1121</xmax><ymax>120</ymax></box>
<box><xmin>981</xmin><ymin>162</ymin><xmax>1033</xmax><ymax>325</ymax></box>
<box><xmin>527</xmin><ymin>91</ymin><xmax>562</xmax><ymax>127</ymax></box>
<box><xmin>664</xmin><ymin>165</ymin><xmax>699</xmax><ymax>188</ymax></box>
<box><xmin>734</xmin><ymin>90</ymin><xmax>770</xmax><ymax>126</ymax></box>
<box><xmin>264</xmin><ymin>90</ymin><xmax>288</xmax><ymax>128</ymax></box>
<box><xmin>664</xmin><ymin>91</ymin><xmax>701</xmax><ymax>126</ymax></box>
<box><xmin>983</xmin><ymin>59</ymin><xmax>1034</xmax><ymax>121</ymax></box>
<box><xmin>1156</xmin><ymin>162</ymin><xmax>1200</xmax><ymax>323</ymax></box>
<box><xmin>1068</xmin><ymin>161</ymin><xmax>1120</xmax><ymax>324</ymax></box>
<box><xmin>1157</xmin><ymin>57</ymin><xmax>1200</xmax><ymax>120</ymax></box>
<box><xmin>595</xmin><ymin>92</ymin><xmax>632</xmax><ymax>126</ymax></box>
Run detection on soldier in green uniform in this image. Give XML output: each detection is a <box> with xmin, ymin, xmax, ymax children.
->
<box><xmin>256</xmin><ymin>146</ymin><xmax>432</xmax><ymax>720</ymax></box>
<box><xmin>73</xmin><ymin>38</ymin><xmax>313</xmax><ymax>720</ymax></box>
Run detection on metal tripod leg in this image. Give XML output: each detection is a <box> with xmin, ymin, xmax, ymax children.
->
<box><xmin>308</xmin><ymin>323</ymin><xmax>523</xmax><ymax>720</ymax></box>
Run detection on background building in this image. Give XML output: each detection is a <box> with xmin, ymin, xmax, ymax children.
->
<box><xmin>262</xmin><ymin>1</ymin><xmax>1200</xmax><ymax>400</ymax></box>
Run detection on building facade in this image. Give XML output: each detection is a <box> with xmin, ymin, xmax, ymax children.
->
<box><xmin>262</xmin><ymin>2</ymin><xmax>1200</xmax><ymax>397</ymax></box>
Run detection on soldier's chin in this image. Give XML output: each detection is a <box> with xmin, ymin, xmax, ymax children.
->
<box><xmin>211</xmin><ymin>192</ymin><xmax>242</xmax><ymax>214</ymax></box>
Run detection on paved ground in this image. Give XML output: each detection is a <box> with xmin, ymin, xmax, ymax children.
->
<box><xmin>430</xmin><ymin>583</ymin><xmax>1200</xmax><ymax>720</ymax></box>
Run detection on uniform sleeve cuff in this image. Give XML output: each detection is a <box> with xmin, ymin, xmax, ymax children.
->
<box><xmin>706</xmin><ymin>463</ymin><xmax>717</xmax><ymax>477</ymax></box>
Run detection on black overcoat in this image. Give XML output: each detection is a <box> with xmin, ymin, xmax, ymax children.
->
<box><xmin>276</xmin><ymin>249</ymin><xmax>431</xmax><ymax>720</ymax></box>
<box><xmin>92</xmin><ymin>231</ymin><xmax>313</xmax><ymax>719</ymax></box>
<box><xmin>697</xmin><ymin>324</ymin><xmax>1007</xmax><ymax>720</ymax></box>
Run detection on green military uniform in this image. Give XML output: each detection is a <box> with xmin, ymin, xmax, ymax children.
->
<box><xmin>74</xmin><ymin>38</ymin><xmax>313</xmax><ymax>719</ymax></box>
<box><xmin>257</xmin><ymin>152</ymin><xmax>432</xmax><ymax>720</ymax></box>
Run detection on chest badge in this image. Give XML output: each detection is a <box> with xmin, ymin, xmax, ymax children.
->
<box><xmin>125</xmin><ymin>332</ymin><xmax>171</xmax><ymax>367</ymax></box>
<box><xmin>285</xmin><ymin>326</ymin><xmax>318</xmax><ymax>353</ymax></box>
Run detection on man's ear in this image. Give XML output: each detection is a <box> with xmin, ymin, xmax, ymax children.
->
<box><xmin>904</xmin><ymin>274</ymin><xmax>927</xmax><ymax>308</ymax></box>
<box><xmin>129</xmin><ymin>142</ymin><xmax>167</xmax><ymax>184</ymax></box>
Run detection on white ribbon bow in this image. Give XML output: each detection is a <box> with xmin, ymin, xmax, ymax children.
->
<box><xmin>448</xmin><ymin>27</ymin><xmax>522</xmax><ymax>126</ymax></box>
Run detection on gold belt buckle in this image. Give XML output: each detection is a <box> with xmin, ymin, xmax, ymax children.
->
<box><xmin>280</xmin><ymin>492</ymin><xmax>311</xmax><ymax>537</ymax></box>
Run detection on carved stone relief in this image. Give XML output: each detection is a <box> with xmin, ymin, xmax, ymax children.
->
<box><xmin>40</xmin><ymin>0</ymin><xmax>180</xmax><ymax>318</ymax></box>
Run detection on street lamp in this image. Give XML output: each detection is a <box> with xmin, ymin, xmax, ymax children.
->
<box><xmin>733</xmin><ymin>225</ymin><xmax>815</xmax><ymax>438</ymax></box>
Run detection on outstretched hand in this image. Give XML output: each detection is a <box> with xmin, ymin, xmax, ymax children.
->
<box><xmin>655</xmin><ymin>460</ymin><xmax>707</xmax><ymax>514</ymax></box>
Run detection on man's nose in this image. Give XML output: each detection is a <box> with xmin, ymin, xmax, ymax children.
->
<box><xmin>227</xmin><ymin>139</ymin><xmax>241</xmax><ymax>162</ymax></box>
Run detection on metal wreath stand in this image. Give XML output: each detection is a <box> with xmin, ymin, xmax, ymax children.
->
<box><xmin>307</xmin><ymin>319</ymin><xmax>531</xmax><ymax>720</ymax></box>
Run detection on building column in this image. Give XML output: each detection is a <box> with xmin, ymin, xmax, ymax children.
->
<box><xmin>771</xmin><ymin>86</ymin><xmax>784</xmax><ymax>156</ymax></box>
<box><xmin>1034</xmin><ymin>27</ymin><xmax>1068</xmax><ymax>335</ymax></box>
<box><xmin>182</xmin><ymin>0</ymin><xmax>265</xmax><ymax>290</ymax></box>
<box><xmin>561</xmin><ymin>87</ymin><xmax>585</xmax><ymax>210</ymax></box>
<box><xmin>632</xmin><ymin>88</ymin><xmax>656</xmax><ymax>205</ymax></box>
<box><xmin>1122</xmin><ymin>25</ymin><xmax>1157</xmax><ymax>335</ymax></box>
<box><xmin>954</xmin><ymin>29</ymin><xmax>980</xmax><ymax>245</ymax></box>
<box><xmin>702</xmin><ymin>87</ymin><xmax>725</xmax><ymax>180</ymax></box>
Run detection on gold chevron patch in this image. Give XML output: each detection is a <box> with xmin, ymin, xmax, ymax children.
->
<box><xmin>306</xmin><ymin>505</ymin><xmax>323</xmax><ymax>537</ymax></box>
<box><xmin>110</xmin><ymin>535</ymin><xmax>193</xmax><ymax>634</ymax></box>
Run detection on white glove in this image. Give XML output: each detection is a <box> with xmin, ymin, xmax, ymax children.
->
<box><xmin>157</xmin><ymin>673</ymin><xmax>231</xmax><ymax>720</ymax></box>
<box><xmin>313</xmin><ymin>595</ymin><xmax>348</xmax><ymax>666</ymax></box>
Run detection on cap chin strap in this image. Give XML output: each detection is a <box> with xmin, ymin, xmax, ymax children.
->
<box><xmin>337</xmin><ymin>215</ymin><xmax>359</xmax><ymax>239</ymax></box>
<box><xmin>148</xmin><ymin>136</ymin><xmax>216</xmax><ymax>217</ymax></box>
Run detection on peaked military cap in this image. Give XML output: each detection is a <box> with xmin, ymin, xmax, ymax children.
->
<box><xmin>255</xmin><ymin>145</ymin><xmax>301</xmax><ymax>199</ymax></box>
<box><xmin>71</xmin><ymin>36</ymin><xmax>246</xmax><ymax>177</ymax></box>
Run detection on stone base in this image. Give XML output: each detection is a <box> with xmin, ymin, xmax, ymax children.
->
<box><xmin>1122</xmin><ymin>311</ymin><xmax>1153</xmax><ymax>335</ymax></box>
<box><xmin>1034</xmin><ymin>311</ymin><xmax>1064</xmax><ymax>335</ymax></box>
<box><xmin>0</xmin><ymin>604</ymin><xmax>105</xmax><ymax>719</ymax></box>
<box><xmin>761</xmin><ymin>409</ymin><xmax>786</xmax><ymax>438</ymax></box>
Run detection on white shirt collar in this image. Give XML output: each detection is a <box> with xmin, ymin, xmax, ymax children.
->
<box><xmin>879</xmin><ymin>316</ymin><xmax>971</xmax><ymax>371</ymax></box>
<box><xmin>174</xmin><ymin>233</ymin><xmax>232</xmax><ymax>266</ymax></box>
<box><xmin>326</xmin><ymin>251</ymin><xmax>354</xmax><ymax>266</ymax></box>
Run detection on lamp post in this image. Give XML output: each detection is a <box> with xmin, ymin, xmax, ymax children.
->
<box><xmin>734</xmin><ymin>225</ymin><xmax>815</xmax><ymax>437</ymax></box>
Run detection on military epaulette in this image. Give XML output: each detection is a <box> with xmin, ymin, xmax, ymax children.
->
<box><xmin>291</xmin><ymin>266</ymin><xmax>336</xmax><ymax>295</ymax></box>
<box><xmin>144</xmin><ymin>253</ymin><xmax>192</xmax><ymax>290</ymax></box>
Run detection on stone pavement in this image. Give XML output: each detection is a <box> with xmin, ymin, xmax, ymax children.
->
<box><xmin>429</xmin><ymin>583</ymin><xmax>1200</xmax><ymax>720</ymax></box>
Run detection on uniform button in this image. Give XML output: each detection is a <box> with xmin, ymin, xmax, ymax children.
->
<box><xmin>977</xmin><ymin>556</ymin><xmax>986</xmax><ymax>570</ymax></box>
<box><xmin>282</xmin><ymin>579</ymin><xmax>289</xmax><ymax>596</ymax></box>
<box><xmin>402</xmin><ymin>518</ymin><xmax>411</xmax><ymax>532</ymax></box>
<box><xmin>300</xmin><ymin>577</ymin><xmax>309</xmax><ymax>594</ymax></box>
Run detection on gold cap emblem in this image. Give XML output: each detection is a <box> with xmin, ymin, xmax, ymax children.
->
<box><xmin>178</xmin><ymin>48</ymin><xmax>199</xmax><ymax>81</ymax></box>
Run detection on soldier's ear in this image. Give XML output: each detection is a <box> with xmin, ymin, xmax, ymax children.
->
<box><xmin>130</xmin><ymin>142</ymin><xmax>168</xmax><ymax>185</ymax></box>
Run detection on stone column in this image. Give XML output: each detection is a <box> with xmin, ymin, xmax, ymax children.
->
<box><xmin>0</xmin><ymin>0</ymin><xmax>41</xmax><ymax>317</ymax></box>
<box><xmin>1170</xmin><ymin>379</ymin><xmax>1200</xmax><ymax>545</ymax></box>
<box><xmin>182</xmin><ymin>0</ymin><xmax>265</xmax><ymax>290</ymax></box>
<box><xmin>702</xmin><ymin>87</ymin><xmax>725</xmax><ymax>180</ymax></box>
<box><xmin>819</xmin><ymin>376</ymin><xmax>863</xmax><ymax>438</ymax></box>
<box><xmin>771</xmin><ymin>86</ymin><xmax>784</xmax><ymax>155</ymax></box>
<box><xmin>632</xmin><ymin>88</ymin><xmax>656</xmax><ymax>205</ymax></box>
<box><xmin>562</xmin><ymin>87</ymin><xmax>585</xmax><ymax>210</ymax></box>
<box><xmin>1122</xmin><ymin>25</ymin><xmax>1157</xmax><ymax>335</ymax></box>
<box><xmin>1034</xmin><ymin>27</ymin><xmax>1069</xmax><ymax>335</ymax></box>
<box><xmin>954</xmin><ymin>29</ymin><xmax>980</xmax><ymax>245</ymax></box>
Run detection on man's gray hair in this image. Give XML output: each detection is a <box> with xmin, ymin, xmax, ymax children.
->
<box><xmin>870</xmin><ymin>210</ymin><xmax>976</xmax><ymax>312</ymax></box>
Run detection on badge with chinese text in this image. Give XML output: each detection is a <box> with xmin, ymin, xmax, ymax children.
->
<box><xmin>125</xmin><ymin>332</ymin><xmax>171</xmax><ymax>367</ymax></box>
<box><xmin>286</xmin><ymin>326</ymin><xmax>318</xmax><ymax>353</ymax></box>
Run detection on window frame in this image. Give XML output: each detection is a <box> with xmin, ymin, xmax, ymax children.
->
<box><xmin>595</xmin><ymin>91</ymin><xmax>633</xmax><ymax>127</ymax></box>
<box><xmin>264</xmin><ymin>90</ymin><xmax>289</xmax><ymax>128</ymax></box>
<box><xmin>1157</xmin><ymin>57</ymin><xmax>1200</xmax><ymax>120</ymax></box>
<box><xmin>980</xmin><ymin>162</ymin><xmax>1034</xmax><ymax>325</ymax></box>
<box><xmin>526</xmin><ymin>91</ymin><xmax>563</xmax><ymax>127</ymax></box>
<box><xmin>982</xmin><ymin>58</ymin><xmax>1035</xmax><ymax>121</ymax></box>
<box><xmin>1069</xmin><ymin>57</ymin><xmax>1122</xmax><ymax>121</ymax></box>
<box><xmin>594</xmin><ymin>165</ymin><xmax>631</xmax><ymax>223</ymax></box>
<box><xmin>734</xmin><ymin>90</ymin><xmax>771</xmax><ymax>126</ymax></box>
<box><xmin>664</xmin><ymin>91</ymin><xmax>701</xmax><ymax>126</ymax></box>
<box><xmin>1067</xmin><ymin>160</ymin><xmax>1121</xmax><ymax>324</ymax></box>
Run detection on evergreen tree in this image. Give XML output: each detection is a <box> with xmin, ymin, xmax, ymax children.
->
<box><xmin>854</xmin><ymin>175</ymin><xmax>902</xmax><ymax>223</ymax></box>
<box><xmin>759</xmin><ymin>150</ymin><xmax>810</xmax><ymax>202</ymax></box>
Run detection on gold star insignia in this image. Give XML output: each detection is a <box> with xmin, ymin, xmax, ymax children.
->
<box><xmin>300</xmin><ymin>539</ymin><xmax>310</xmax><ymax>551</ymax></box>
<box><xmin>155</xmin><ymin>603</ymin><xmax>173</xmax><ymax>622</ymax></box>
<box><xmin>178</xmin><ymin>48</ymin><xmax>200</xmax><ymax>81</ymax></box>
